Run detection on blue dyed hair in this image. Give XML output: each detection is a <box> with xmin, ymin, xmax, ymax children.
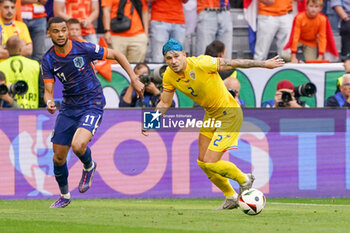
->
<box><xmin>162</xmin><ymin>39</ymin><xmax>183</xmax><ymax>55</ymax></box>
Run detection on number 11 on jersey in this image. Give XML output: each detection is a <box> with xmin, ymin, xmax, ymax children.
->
<box><xmin>56</xmin><ymin>72</ymin><xmax>67</xmax><ymax>82</ymax></box>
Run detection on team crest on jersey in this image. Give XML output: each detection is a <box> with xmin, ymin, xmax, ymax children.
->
<box><xmin>189</xmin><ymin>70</ymin><xmax>196</xmax><ymax>80</ymax></box>
<box><xmin>73</xmin><ymin>56</ymin><xmax>85</xmax><ymax>69</ymax></box>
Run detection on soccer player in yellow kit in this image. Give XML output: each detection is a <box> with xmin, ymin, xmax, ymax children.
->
<box><xmin>143</xmin><ymin>39</ymin><xmax>284</xmax><ymax>209</ymax></box>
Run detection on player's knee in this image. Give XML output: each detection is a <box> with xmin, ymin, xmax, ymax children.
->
<box><xmin>71</xmin><ymin>143</ymin><xmax>85</xmax><ymax>156</ymax></box>
<box><xmin>201</xmin><ymin>157</ymin><xmax>216</xmax><ymax>163</ymax></box>
<box><xmin>197</xmin><ymin>159</ymin><xmax>203</xmax><ymax>166</ymax></box>
<box><xmin>53</xmin><ymin>155</ymin><xmax>66</xmax><ymax>166</ymax></box>
<box><xmin>201</xmin><ymin>158</ymin><xmax>210</xmax><ymax>163</ymax></box>
<box><xmin>197</xmin><ymin>158</ymin><xmax>205</xmax><ymax>163</ymax></box>
<box><xmin>201</xmin><ymin>154</ymin><xmax>221</xmax><ymax>163</ymax></box>
<box><xmin>197</xmin><ymin>159</ymin><xmax>208</xmax><ymax>170</ymax></box>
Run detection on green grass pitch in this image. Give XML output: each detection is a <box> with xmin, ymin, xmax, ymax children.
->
<box><xmin>1</xmin><ymin>198</ymin><xmax>349</xmax><ymax>233</ymax></box>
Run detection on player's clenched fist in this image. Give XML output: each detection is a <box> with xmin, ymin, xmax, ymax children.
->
<box><xmin>46</xmin><ymin>99</ymin><xmax>56</xmax><ymax>114</ymax></box>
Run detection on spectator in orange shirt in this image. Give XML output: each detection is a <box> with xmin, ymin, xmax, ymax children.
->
<box><xmin>54</xmin><ymin>0</ymin><xmax>99</xmax><ymax>44</ymax></box>
<box><xmin>102</xmin><ymin>0</ymin><xmax>149</xmax><ymax>63</ymax></box>
<box><xmin>289</xmin><ymin>0</ymin><xmax>327</xmax><ymax>63</ymax></box>
<box><xmin>146</xmin><ymin>0</ymin><xmax>188</xmax><ymax>63</ymax></box>
<box><xmin>67</xmin><ymin>18</ymin><xmax>82</xmax><ymax>40</ymax></box>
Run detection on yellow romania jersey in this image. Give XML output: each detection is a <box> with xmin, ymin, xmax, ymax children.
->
<box><xmin>0</xmin><ymin>20</ymin><xmax>32</xmax><ymax>46</ymax></box>
<box><xmin>163</xmin><ymin>55</ymin><xmax>243</xmax><ymax>152</ymax></box>
<box><xmin>163</xmin><ymin>55</ymin><xmax>240</xmax><ymax>111</ymax></box>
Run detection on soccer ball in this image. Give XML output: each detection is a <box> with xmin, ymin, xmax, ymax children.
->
<box><xmin>238</xmin><ymin>188</ymin><xmax>266</xmax><ymax>215</ymax></box>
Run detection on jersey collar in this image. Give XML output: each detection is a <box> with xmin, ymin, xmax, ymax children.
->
<box><xmin>54</xmin><ymin>40</ymin><xmax>72</xmax><ymax>57</ymax></box>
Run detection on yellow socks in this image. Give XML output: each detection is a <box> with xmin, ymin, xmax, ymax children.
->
<box><xmin>197</xmin><ymin>160</ymin><xmax>235</xmax><ymax>197</ymax></box>
<box><xmin>204</xmin><ymin>160</ymin><xmax>247</xmax><ymax>185</ymax></box>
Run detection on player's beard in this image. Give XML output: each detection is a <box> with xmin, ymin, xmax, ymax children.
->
<box><xmin>2</xmin><ymin>13</ymin><xmax>14</xmax><ymax>23</ymax></box>
<box><xmin>53</xmin><ymin>37</ymin><xmax>68</xmax><ymax>47</ymax></box>
<box><xmin>5</xmin><ymin>14</ymin><xmax>13</xmax><ymax>21</ymax></box>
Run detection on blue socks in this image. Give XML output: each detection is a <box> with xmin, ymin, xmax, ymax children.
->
<box><xmin>54</xmin><ymin>162</ymin><xmax>69</xmax><ymax>195</ymax></box>
<box><xmin>78</xmin><ymin>146</ymin><xmax>92</xmax><ymax>169</ymax></box>
<box><xmin>54</xmin><ymin>147</ymin><xmax>92</xmax><ymax>195</ymax></box>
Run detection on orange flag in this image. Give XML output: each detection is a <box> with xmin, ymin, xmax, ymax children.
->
<box><xmin>95</xmin><ymin>37</ymin><xmax>116</xmax><ymax>82</ymax></box>
<box><xmin>98</xmin><ymin>36</ymin><xmax>109</xmax><ymax>48</ymax></box>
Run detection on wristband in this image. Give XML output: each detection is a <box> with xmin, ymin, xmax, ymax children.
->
<box><xmin>46</xmin><ymin>99</ymin><xmax>53</xmax><ymax>106</ymax></box>
<box><xmin>104</xmin><ymin>29</ymin><xmax>110</xmax><ymax>33</ymax></box>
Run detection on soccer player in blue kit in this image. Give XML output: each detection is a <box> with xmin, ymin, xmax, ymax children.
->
<box><xmin>42</xmin><ymin>17</ymin><xmax>145</xmax><ymax>208</ymax></box>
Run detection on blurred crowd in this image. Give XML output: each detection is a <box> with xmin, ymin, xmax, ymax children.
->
<box><xmin>0</xmin><ymin>0</ymin><xmax>350</xmax><ymax>109</ymax></box>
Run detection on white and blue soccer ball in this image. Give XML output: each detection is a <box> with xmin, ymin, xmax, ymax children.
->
<box><xmin>238</xmin><ymin>188</ymin><xmax>266</xmax><ymax>215</ymax></box>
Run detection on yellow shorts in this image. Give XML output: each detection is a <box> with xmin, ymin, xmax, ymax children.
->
<box><xmin>200</xmin><ymin>107</ymin><xmax>243</xmax><ymax>152</ymax></box>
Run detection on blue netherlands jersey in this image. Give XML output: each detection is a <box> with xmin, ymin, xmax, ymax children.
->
<box><xmin>41</xmin><ymin>40</ymin><xmax>107</xmax><ymax>109</ymax></box>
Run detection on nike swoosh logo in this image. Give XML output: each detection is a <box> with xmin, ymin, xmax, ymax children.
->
<box><xmin>82</xmin><ymin>123</ymin><xmax>91</xmax><ymax>126</ymax></box>
<box><xmin>54</xmin><ymin>67</ymin><xmax>62</xmax><ymax>72</ymax></box>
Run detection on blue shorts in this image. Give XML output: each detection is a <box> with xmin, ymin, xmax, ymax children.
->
<box><xmin>51</xmin><ymin>107</ymin><xmax>103</xmax><ymax>146</ymax></box>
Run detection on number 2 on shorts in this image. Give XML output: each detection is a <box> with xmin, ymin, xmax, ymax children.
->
<box><xmin>213</xmin><ymin>135</ymin><xmax>223</xmax><ymax>146</ymax></box>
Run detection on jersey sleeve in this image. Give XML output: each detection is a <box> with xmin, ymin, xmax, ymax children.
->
<box><xmin>317</xmin><ymin>16</ymin><xmax>327</xmax><ymax>55</ymax></box>
<box><xmin>196</xmin><ymin>55</ymin><xmax>219</xmax><ymax>73</ymax></box>
<box><xmin>41</xmin><ymin>56</ymin><xmax>55</xmax><ymax>83</ymax></box>
<box><xmin>291</xmin><ymin>15</ymin><xmax>302</xmax><ymax>54</ymax></box>
<box><xmin>162</xmin><ymin>70</ymin><xmax>176</xmax><ymax>93</ymax></box>
<box><xmin>141</xmin><ymin>0</ymin><xmax>148</xmax><ymax>10</ymax></box>
<box><xmin>20</xmin><ymin>22</ymin><xmax>32</xmax><ymax>44</ymax></box>
<box><xmin>83</xmin><ymin>41</ymin><xmax>107</xmax><ymax>61</ymax></box>
<box><xmin>101</xmin><ymin>0</ymin><xmax>112</xmax><ymax>8</ymax></box>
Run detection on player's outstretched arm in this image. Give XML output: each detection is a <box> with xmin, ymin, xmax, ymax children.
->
<box><xmin>44</xmin><ymin>82</ymin><xmax>56</xmax><ymax>114</ymax></box>
<box><xmin>219</xmin><ymin>55</ymin><xmax>284</xmax><ymax>70</ymax></box>
<box><xmin>142</xmin><ymin>91</ymin><xmax>174</xmax><ymax>136</ymax></box>
<box><xmin>106</xmin><ymin>48</ymin><xmax>145</xmax><ymax>98</ymax></box>
<box><xmin>156</xmin><ymin>91</ymin><xmax>174</xmax><ymax>116</ymax></box>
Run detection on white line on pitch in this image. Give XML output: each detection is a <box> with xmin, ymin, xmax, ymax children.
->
<box><xmin>269</xmin><ymin>202</ymin><xmax>350</xmax><ymax>207</ymax></box>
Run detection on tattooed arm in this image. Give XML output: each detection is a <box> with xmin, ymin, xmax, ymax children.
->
<box><xmin>219</xmin><ymin>55</ymin><xmax>285</xmax><ymax>70</ymax></box>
